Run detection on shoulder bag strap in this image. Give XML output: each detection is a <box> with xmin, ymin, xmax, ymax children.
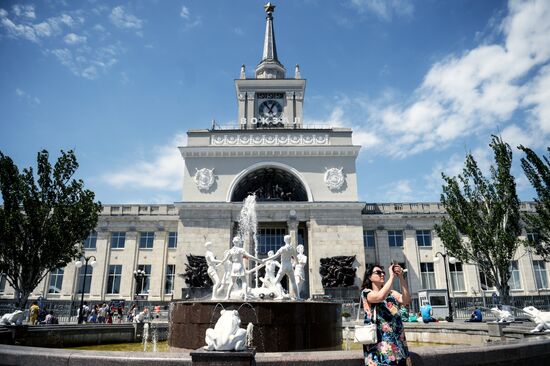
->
<box><xmin>362</xmin><ymin>289</ymin><xmax>377</xmax><ymax>325</ymax></box>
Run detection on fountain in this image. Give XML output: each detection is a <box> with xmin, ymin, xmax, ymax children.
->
<box><xmin>169</xmin><ymin>194</ymin><xmax>342</xmax><ymax>352</ymax></box>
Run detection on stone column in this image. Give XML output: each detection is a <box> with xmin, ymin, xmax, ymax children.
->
<box><xmin>376</xmin><ymin>228</ymin><xmax>390</xmax><ymax>267</ymax></box>
<box><xmin>287</xmin><ymin>218</ymin><xmax>298</xmax><ymax>245</ymax></box>
<box><xmin>403</xmin><ymin>229</ymin><xmax>419</xmax><ymax>294</ymax></box>
<box><xmin>285</xmin><ymin>93</ymin><xmax>295</xmax><ymax>126</ymax></box>
<box><xmin>246</xmin><ymin>92</ymin><xmax>255</xmax><ymax>129</ymax></box>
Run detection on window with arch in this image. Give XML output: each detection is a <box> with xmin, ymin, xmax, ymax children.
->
<box><xmin>231</xmin><ymin>167</ymin><xmax>308</xmax><ymax>202</ymax></box>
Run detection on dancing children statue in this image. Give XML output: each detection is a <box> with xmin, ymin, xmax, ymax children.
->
<box><xmin>293</xmin><ymin>244</ymin><xmax>307</xmax><ymax>299</ymax></box>
<box><xmin>205</xmin><ymin>242</ymin><xmax>222</xmax><ymax>299</ymax></box>
<box><xmin>263</xmin><ymin>235</ymin><xmax>300</xmax><ymax>300</ymax></box>
<box><xmin>219</xmin><ymin>236</ymin><xmax>262</xmax><ymax>300</ymax></box>
<box><xmin>261</xmin><ymin>250</ymin><xmax>281</xmax><ymax>289</ymax></box>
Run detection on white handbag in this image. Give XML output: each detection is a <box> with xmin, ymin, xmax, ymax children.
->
<box><xmin>354</xmin><ymin>294</ymin><xmax>378</xmax><ymax>344</ymax></box>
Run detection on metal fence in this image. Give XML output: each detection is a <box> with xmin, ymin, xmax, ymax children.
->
<box><xmin>451</xmin><ymin>295</ymin><xmax>550</xmax><ymax>319</ymax></box>
<box><xmin>3</xmin><ymin>295</ymin><xmax>549</xmax><ymax>323</ymax></box>
<box><xmin>0</xmin><ymin>299</ymin><xmax>172</xmax><ymax>324</ymax></box>
<box><xmin>339</xmin><ymin>295</ymin><xmax>550</xmax><ymax>322</ymax></box>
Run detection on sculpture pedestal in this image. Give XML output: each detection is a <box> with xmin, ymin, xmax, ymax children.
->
<box><xmin>169</xmin><ymin>300</ymin><xmax>342</xmax><ymax>352</ymax></box>
<box><xmin>190</xmin><ymin>348</ymin><xmax>256</xmax><ymax>366</ymax></box>
<box><xmin>487</xmin><ymin>322</ymin><xmax>509</xmax><ymax>337</ymax></box>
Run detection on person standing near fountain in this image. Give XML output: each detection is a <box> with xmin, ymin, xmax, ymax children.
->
<box><xmin>205</xmin><ymin>241</ymin><xmax>223</xmax><ymax>299</ymax></box>
<box><xmin>219</xmin><ymin>236</ymin><xmax>262</xmax><ymax>300</ymax></box>
<box><xmin>263</xmin><ymin>235</ymin><xmax>300</xmax><ymax>300</ymax></box>
<box><xmin>293</xmin><ymin>244</ymin><xmax>307</xmax><ymax>299</ymax></box>
<box><xmin>361</xmin><ymin>263</ymin><xmax>411</xmax><ymax>366</ymax></box>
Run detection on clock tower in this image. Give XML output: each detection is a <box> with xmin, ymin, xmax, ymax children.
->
<box><xmin>236</xmin><ymin>2</ymin><xmax>306</xmax><ymax>129</ymax></box>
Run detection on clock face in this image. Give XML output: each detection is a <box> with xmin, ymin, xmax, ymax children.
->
<box><xmin>258</xmin><ymin>100</ymin><xmax>282</xmax><ymax>119</ymax></box>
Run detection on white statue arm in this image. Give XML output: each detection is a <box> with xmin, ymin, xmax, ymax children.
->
<box><xmin>263</xmin><ymin>250</ymin><xmax>282</xmax><ymax>263</ymax></box>
<box><xmin>217</xmin><ymin>252</ymin><xmax>230</xmax><ymax>267</ymax></box>
<box><xmin>243</xmin><ymin>251</ymin><xmax>261</xmax><ymax>263</ymax></box>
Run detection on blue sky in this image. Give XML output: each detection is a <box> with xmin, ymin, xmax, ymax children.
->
<box><xmin>1</xmin><ymin>0</ymin><xmax>549</xmax><ymax>204</ymax></box>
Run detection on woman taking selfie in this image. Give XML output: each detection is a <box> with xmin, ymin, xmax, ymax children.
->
<box><xmin>361</xmin><ymin>263</ymin><xmax>411</xmax><ymax>366</ymax></box>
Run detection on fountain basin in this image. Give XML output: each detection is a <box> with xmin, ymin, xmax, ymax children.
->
<box><xmin>3</xmin><ymin>338</ymin><xmax>550</xmax><ymax>366</ymax></box>
<box><xmin>168</xmin><ymin>300</ymin><xmax>342</xmax><ymax>352</ymax></box>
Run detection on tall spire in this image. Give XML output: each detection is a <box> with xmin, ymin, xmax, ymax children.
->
<box><xmin>261</xmin><ymin>2</ymin><xmax>278</xmax><ymax>62</ymax></box>
<box><xmin>255</xmin><ymin>2</ymin><xmax>285</xmax><ymax>79</ymax></box>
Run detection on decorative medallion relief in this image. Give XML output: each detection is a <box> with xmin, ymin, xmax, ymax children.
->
<box><xmin>194</xmin><ymin>168</ymin><xmax>216</xmax><ymax>191</ymax></box>
<box><xmin>324</xmin><ymin>167</ymin><xmax>345</xmax><ymax>191</ymax></box>
<box><xmin>211</xmin><ymin>133</ymin><xmax>329</xmax><ymax>146</ymax></box>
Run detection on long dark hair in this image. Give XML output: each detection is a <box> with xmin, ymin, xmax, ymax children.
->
<box><xmin>362</xmin><ymin>263</ymin><xmax>384</xmax><ymax>290</ymax></box>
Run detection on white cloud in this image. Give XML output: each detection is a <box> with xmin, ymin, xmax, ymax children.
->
<box><xmin>179</xmin><ymin>5</ymin><xmax>201</xmax><ymax>30</ymax></box>
<box><xmin>33</xmin><ymin>21</ymin><xmax>53</xmax><ymax>37</ymax></box>
<box><xmin>353</xmin><ymin>129</ymin><xmax>381</xmax><ymax>149</ymax></box>
<box><xmin>0</xmin><ymin>9</ymin><xmax>76</xmax><ymax>42</ymax></box>
<box><xmin>501</xmin><ymin>124</ymin><xmax>541</xmax><ymax>151</ymax></box>
<box><xmin>15</xmin><ymin>87</ymin><xmax>40</xmax><ymax>105</ymax></box>
<box><xmin>350</xmin><ymin>0</ymin><xmax>414</xmax><ymax>21</ymax></box>
<box><xmin>0</xmin><ymin>13</ymin><xmax>40</xmax><ymax>42</ymax></box>
<box><xmin>0</xmin><ymin>5</ymin><xmax>124</xmax><ymax>80</ymax></box>
<box><xmin>58</xmin><ymin>14</ymin><xmax>75</xmax><ymax>28</ymax></box>
<box><xmin>12</xmin><ymin>4</ymin><xmax>35</xmax><ymax>19</ymax></box>
<box><xmin>110</xmin><ymin>6</ymin><xmax>143</xmax><ymax>31</ymax></box>
<box><xmin>423</xmin><ymin>149</ymin><xmax>493</xmax><ymax>199</ymax></box>
<box><xmin>331</xmin><ymin>0</ymin><xmax>550</xmax><ymax>159</ymax></box>
<box><xmin>50</xmin><ymin>45</ymin><xmax>119</xmax><ymax>80</ymax></box>
<box><xmin>101</xmin><ymin>133</ymin><xmax>187</xmax><ymax>191</ymax></box>
<box><xmin>383</xmin><ymin>179</ymin><xmax>415</xmax><ymax>202</ymax></box>
<box><xmin>523</xmin><ymin>65</ymin><xmax>550</xmax><ymax>133</ymax></box>
<box><xmin>180</xmin><ymin>6</ymin><xmax>190</xmax><ymax>19</ymax></box>
<box><xmin>64</xmin><ymin>32</ymin><xmax>86</xmax><ymax>45</ymax></box>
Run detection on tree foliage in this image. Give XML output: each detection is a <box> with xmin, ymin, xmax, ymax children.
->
<box><xmin>518</xmin><ymin>145</ymin><xmax>550</xmax><ymax>260</ymax></box>
<box><xmin>0</xmin><ymin>150</ymin><xmax>102</xmax><ymax>308</ymax></box>
<box><xmin>434</xmin><ymin>136</ymin><xmax>523</xmax><ymax>304</ymax></box>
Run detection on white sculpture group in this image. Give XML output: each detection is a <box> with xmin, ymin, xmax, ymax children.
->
<box><xmin>205</xmin><ymin>234</ymin><xmax>307</xmax><ymax>301</ymax></box>
<box><xmin>204</xmin><ymin>309</ymin><xmax>253</xmax><ymax>351</ymax></box>
<box><xmin>490</xmin><ymin>307</ymin><xmax>515</xmax><ymax>322</ymax></box>
<box><xmin>0</xmin><ymin>310</ymin><xmax>24</xmax><ymax>326</ymax></box>
<box><xmin>523</xmin><ymin>306</ymin><xmax>550</xmax><ymax>333</ymax></box>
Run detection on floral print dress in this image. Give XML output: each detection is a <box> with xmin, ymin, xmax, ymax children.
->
<box><xmin>362</xmin><ymin>289</ymin><xmax>409</xmax><ymax>366</ymax></box>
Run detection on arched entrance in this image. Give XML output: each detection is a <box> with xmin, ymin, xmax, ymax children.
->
<box><xmin>229</xmin><ymin>166</ymin><xmax>309</xmax><ymax>202</ymax></box>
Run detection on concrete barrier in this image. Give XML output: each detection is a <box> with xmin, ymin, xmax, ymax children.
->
<box><xmin>0</xmin><ymin>323</ymin><xmax>169</xmax><ymax>348</ymax></box>
<box><xmin>1</xmin><ymin>337</ymin><xmax>550</xmax><ymax>366</ymax></box>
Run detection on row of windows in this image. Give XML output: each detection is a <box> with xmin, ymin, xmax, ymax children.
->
<box><xmin>84</xmin><ymin>231</ymin><xmax>178</xmax><ymax>250</ymax></box>
<box><xmin>418</xmin><ymin>260</ymin><xmax>549</xmax><ymax>291</ymax></box>
<box><xmin>47</xmin><ymin>265</ymin><xmax>176</xmax><ymax>296</ymax></box>
<box><xmin>364</xmin><ymin>229</ymin><xmax>541</xmax><ymax>248</ymax></box>
<box><xmin>364</xmin><ymin>230</ymin><xmax>429</xmax><ymax>248</ymax></box>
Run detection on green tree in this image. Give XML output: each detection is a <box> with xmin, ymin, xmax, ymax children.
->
<box><xmin>518</xmin><ymin>145</ymin><xmax>550</xmax><ymax>260</ymax></box>
<box><xmin>434</xmin><ymin>136</ymin><xmax>523</xmax><ymax>305</ymax></box>
<box><xmin>0</xmin><ymin>150</ymin><xmax>102</xmax><ymax>309</ymax></box>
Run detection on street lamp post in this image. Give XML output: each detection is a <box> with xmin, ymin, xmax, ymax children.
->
<box><xmin>133</xmin><ymin>268</ymin><xmax>146</xmax><ymax>300</ymax></box>
<box><xmin>434</xmin><ymin>251</ymin><xmax>457</xmax><ymax>322</ymax></box>
<box><xmin>75</xmin><ymin>255</ymin><xmax>97</xmax><ymax>324</ymax></box>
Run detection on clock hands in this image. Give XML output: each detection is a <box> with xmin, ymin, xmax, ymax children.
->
<box><xmin>259</xmin><ymin>100</ymin><xmax>281</xmax><ymax>119</ymax></box>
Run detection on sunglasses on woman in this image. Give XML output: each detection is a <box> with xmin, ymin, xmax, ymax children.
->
<box><xmin>372</xmin><ymin>270</ymin><xmax>385</xmax><ymax>276</ymax></box>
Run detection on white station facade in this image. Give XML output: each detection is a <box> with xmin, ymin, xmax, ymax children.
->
<box><xmin>1</xmin><ymin>4</ymin><xmax>548</xmax><ymax>306</ymax></box>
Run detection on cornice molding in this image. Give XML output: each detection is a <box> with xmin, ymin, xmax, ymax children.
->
<box><xmin>179</xmin><ymin>145</ymin><xmax>361</xmax><ymax>158</ymax></box>
<box><xmin>174</xmin><ymin>201</ymin><xmax>365</xmax><ymax>211</ymax></box>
